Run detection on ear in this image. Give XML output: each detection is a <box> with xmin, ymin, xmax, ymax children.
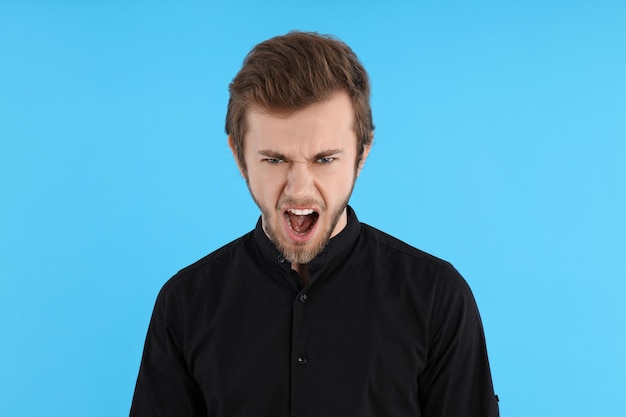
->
<box><xmin>356</xmin><ymin>141</ymin><xmax>372</xmax><ymax>177</ymax></box>
<box><xmin>228</xmin><ymin>135</ymin><xmax>246</xmax><ymax>178</ymax></box>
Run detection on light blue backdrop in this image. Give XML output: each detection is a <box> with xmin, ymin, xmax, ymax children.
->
<box><xmin>1</xmin><ymin>1</ymin><xmax>624</xmax><ymax>416</ymax></box>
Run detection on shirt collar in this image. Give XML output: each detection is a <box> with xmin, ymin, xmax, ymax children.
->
<box><xmin>253</xmin><ymin>205</ymin><xmax>361</xmax><ymax>273</ymax></box>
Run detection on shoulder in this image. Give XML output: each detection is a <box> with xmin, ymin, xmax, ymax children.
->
<box><xmin>358</xmin><ymin>223</ymin><xmax>471</xmax><ymax>295</ymax></box>
<box><xmin>178</xmin><ymin>230</ymin><xmax>254</xmax><ymax>276</ymax></box>
<box><xmin>359</xmin><ymin>223</ymin><xmax>452</xmax><ymax>270</ymax></box>
<box><xmin>158</xmin><ymin>230</ymin><xmax>255</xmax><ymax>299</ymax></box>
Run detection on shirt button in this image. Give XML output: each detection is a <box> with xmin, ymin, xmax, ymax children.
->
<box><xmin>299</xmin><ymin>294</ymin><xmax>308</xmax><ymax>303</ymax></box>
<box><xmin>277</xmin><ymin>254</ymin><xmax>285</xmax><ymax>263</ymax></box>
<box><xmin>297</xmin><ymin>356</ymin><xmax>308</xmax><ymax>365</ymax></box>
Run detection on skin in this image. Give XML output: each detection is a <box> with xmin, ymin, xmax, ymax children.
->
<box><xmin>228</xmin><ymin>91</ymin><xmax>370</xmax><ymax>283</ymax></box>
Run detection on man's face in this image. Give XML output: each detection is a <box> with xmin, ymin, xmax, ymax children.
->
<box><xmin>232</xmin><ymin>92</ymin><xmax>369</xmax><ymax>266</ymax></box>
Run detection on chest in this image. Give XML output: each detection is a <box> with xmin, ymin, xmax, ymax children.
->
<box><xmin>181</xmin><ymin>266</ymin><xmax>431</xmax><ymax>416</ymax></box>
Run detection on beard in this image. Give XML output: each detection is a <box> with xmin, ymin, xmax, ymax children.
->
<box><xmin>246</xmin><ymin>179</ymin><xmax>356</xmax><ymax>265</ymax></box>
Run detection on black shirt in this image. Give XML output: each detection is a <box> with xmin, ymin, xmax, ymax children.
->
<box><xmin>131</xmin><ymin>207</ymin><xmax>499</xmax><ymax>417</ymax></box>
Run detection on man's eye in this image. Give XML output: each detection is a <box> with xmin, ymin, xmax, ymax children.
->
<box><xmin>317</xmin><ymin>157</ymin><xmax>335</xmax><ymax>164</ymax></box>
<box><xmin>264</xmin><ymin>158</ymin><xmax>283</xmax><ymax>164</ymax></box>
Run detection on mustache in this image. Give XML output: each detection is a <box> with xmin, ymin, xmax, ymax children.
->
<box><xmin>277</xmin><ymin>198</ymin><xmax>326</xmax><ymax>211</ymax></box>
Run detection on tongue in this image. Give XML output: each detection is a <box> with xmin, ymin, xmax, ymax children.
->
<box><xmin>288</xmin><ymin>213</ymin><xmax>315</xmax><ymax>234</ymax></box>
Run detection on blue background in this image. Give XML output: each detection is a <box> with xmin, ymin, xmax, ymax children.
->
<box><xmin>1</xmin><ymin>1</ymin><xmax>624</xmax><ymax>416</ymax></box>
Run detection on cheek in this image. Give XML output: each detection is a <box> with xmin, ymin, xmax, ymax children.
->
<box><xmin>317</xmin><ymin>168</ymin><xmax>355</xmax><ymax>202</ymax></box>
<box><xmin>249</xmin><ymin>169</ymin><xmax>285</xmax><ymax>200</ymax></box>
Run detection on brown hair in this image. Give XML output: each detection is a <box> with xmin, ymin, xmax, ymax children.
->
<box><xmin>225</xmin><ymin>31</ymin><xmax>374</xmax><ymax>172</ymax></box>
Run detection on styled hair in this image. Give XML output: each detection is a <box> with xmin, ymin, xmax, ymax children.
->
<box><xmin>225</xmin><ymin>31</ymin><xmax>374</xmax><ymax>172</ymax></box>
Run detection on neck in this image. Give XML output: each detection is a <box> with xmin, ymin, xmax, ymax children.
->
<box><xmin>292</xmin><ymin>263</ymin><xmax>309</xmax><ymax>287</ymax></box>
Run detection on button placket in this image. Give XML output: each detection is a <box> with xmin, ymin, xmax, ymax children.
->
<box><xmin>291</xmin><ymin>288</ymin><xmax>312</xmax><ymax>415</ymax></box>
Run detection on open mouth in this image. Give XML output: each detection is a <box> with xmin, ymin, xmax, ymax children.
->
<box><xmin>284</xmin><ymin>208</ymin><xmax>319</xmax><ymax>236</ymax></box>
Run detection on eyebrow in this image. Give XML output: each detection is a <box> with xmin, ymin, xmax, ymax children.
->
<box><xmin>313</xmin><ymin>149</ymin><xmax>344</xmax><ymax>159</ymax></box>
<box><xmin>258</xmin><ymin>149</ymin><xmax>344</xmax><ymax>161</ymax></box>
<box><xmin>258</xmin><ymin>150</ymin><xmax>286</xmax><ymax>159</ymax></box>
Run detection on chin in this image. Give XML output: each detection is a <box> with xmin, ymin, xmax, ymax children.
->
<box><xmin>278</xmin><ymin>230</ymin><xmax>328</xmax><ymax>265</ymax></box>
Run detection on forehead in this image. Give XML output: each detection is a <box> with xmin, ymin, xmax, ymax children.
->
<box><xmin>244</xmin><ymin>92</ymin><xmax>356</xmax><ymax>152</ymax></box>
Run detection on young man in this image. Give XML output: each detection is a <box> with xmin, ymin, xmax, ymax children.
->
<box><xmin>131</xmin><ymin>31</ymin><xmax>499</xmax><ymax>417</ymax></box>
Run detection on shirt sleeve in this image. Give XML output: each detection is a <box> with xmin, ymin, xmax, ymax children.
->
<box><xmin>418</xmin><ymin>265</ymin><xmax>500</xmax><ymax>417</ymax></box>
<box><xmin>130</xmin><ymin>279</ymin><xmax>207</xmax><ymax>417</ymax></box>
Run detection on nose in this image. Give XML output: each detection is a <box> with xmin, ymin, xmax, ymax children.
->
<box><xmin>284</xmin><ymin>162</ymin><xmax>315</xmax><ymax>200</ymax></box>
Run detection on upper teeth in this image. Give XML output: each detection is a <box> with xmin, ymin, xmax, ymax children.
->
<box><xmin>289</xmin><ymin>208</ymin><xmax>314</xmax><ymax>216</ymax></box>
